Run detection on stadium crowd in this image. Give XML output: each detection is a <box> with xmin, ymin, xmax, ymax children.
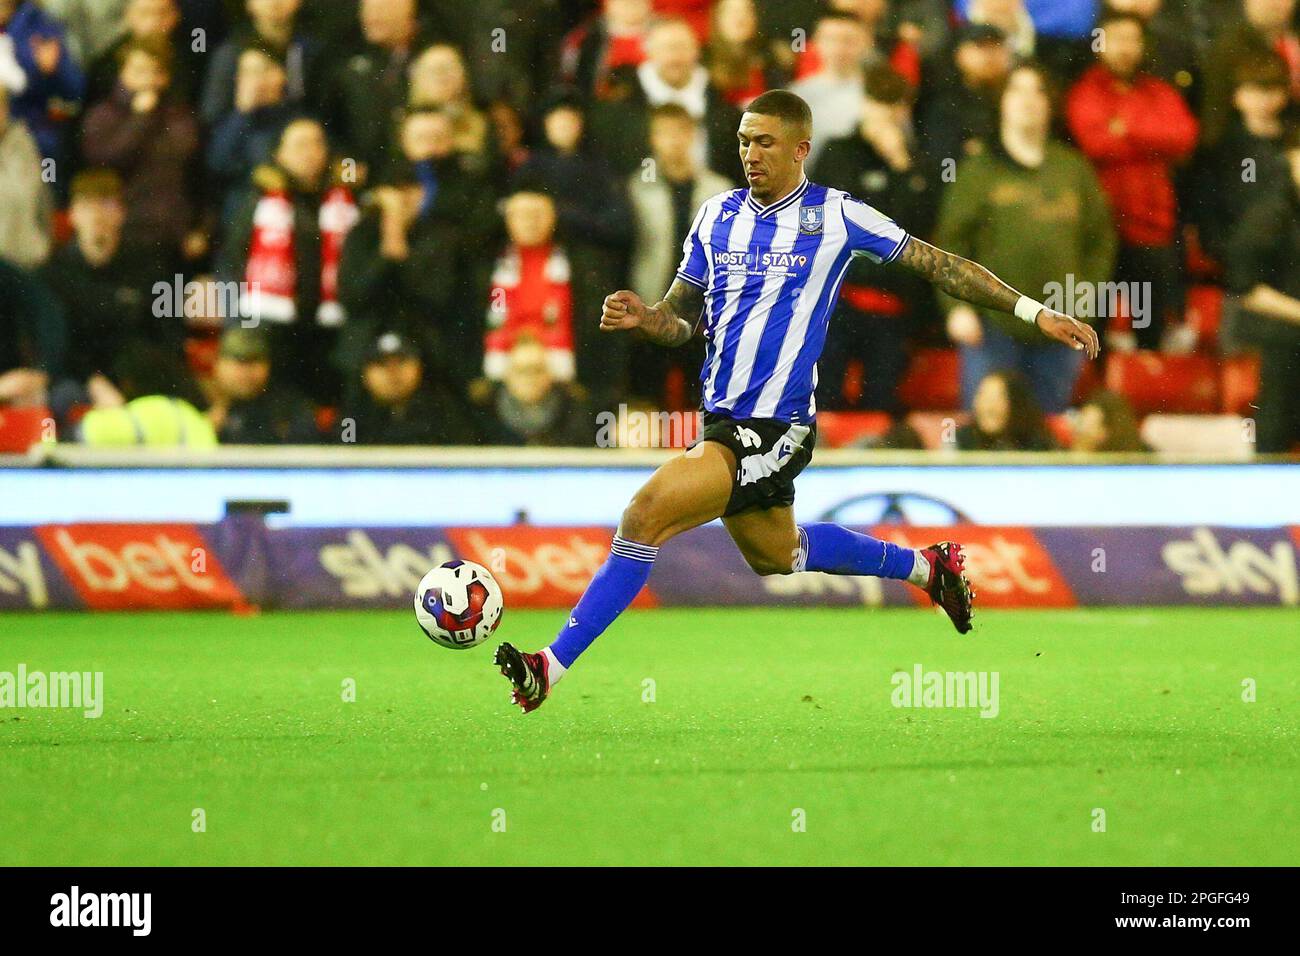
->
<box><xmin>0</xmin><ymin>0</ymin><xmax>1297</xmax><ymax>453</ymax></box>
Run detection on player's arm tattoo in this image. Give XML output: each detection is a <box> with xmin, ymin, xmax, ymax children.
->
<box><xmin>642</xmin><ymin>278</ymin><xmax>705</xmax><ymax>347</ymax></box>
<box><xmin>894</xmin><ymin>237</ymin><xmax>1023</xmax><ymax>315</ymax></box>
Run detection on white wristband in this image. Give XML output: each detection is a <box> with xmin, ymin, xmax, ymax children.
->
<box><xmin>1014</xmin><ymin>296</ymin><xmax>1044</xmax><ymax>324</ymax></box>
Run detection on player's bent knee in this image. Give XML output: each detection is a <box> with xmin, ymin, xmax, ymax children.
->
<box><xmin>619</xmin><ymin>493</ymin><xmax>670</xmax><ymax>546</ymax></box>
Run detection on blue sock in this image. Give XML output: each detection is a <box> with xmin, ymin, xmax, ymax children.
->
<box><xmin>547</xmin><ymin>535</ymin><xmax>658</xmax><ymax>669</ymax></box>
<box><xmin>797</xmin><ymin>523</ymin><xmax>917</xmax><ymax>580</ymax></box>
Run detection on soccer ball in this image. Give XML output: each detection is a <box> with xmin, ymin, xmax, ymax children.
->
<box><xmin>414</xmin><ymin>560</ymin><xmax>504</xmax><ymax>649</ymax></box>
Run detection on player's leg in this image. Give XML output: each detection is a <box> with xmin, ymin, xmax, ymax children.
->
<box><xmin>495</xmin><ymin>440</ymin><xmax>736</xmax><ymax>711</ymax></box>
<box><xmin>723</xmin><ymin>505</ymin><xmax>975</xmax><ymax>633</ymax></box>
<box><xmin>724</xmin><ymin>504</ymin><xmax>924</xmax><ymax>583</ymax></box>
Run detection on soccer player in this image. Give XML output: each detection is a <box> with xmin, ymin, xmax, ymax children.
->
<box><xmin>495</xmin><ymin>89</ymin><xmax>1099</xmax><ymax>712</ymax></box>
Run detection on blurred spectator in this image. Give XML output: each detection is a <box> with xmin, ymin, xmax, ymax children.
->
<box><xmin>40</xmin><ymin>168</ymin><xmax>176</xmax><ymax>406</ymax></box>
<box><xmin>559</xmin><ymin>0</ymin><xmax>653</xmax><ymax>100</ymax></box>
<box><xmin>587</xmin><ymin>17</ymin><xmax>742</xmax><ymax>181</ymax></box>
<box><xmin>0</xmin><ymin>82</ymin><xmax>52</xmax><ymax>269</ymax></box>
<box><xmin>200</xmin><ymin>0</ymin><xmax>323</xmax><ymax>126</ymax></box>
<box><xmin>1104</xmin><ymin>0</ymin><xmax>1199</xmax><ymax>101</ymax></box>
<box><xmin>1224</xmin><ymin>125</ymin><xmax>1300</xmax><ymax>453</ymax></box>
<box><xmin>817</xmin><ymin>65</ymin><xmax>941</xmax><ymax>412</ymax></box>
<box><xmin>484</xmin><ymin>189</ymin><xmax>576</xmax><ymax>383</ymax></box>
<box><xmin>42</xmin><ymin>0</ymin><xmax>130</xmax><ymax>68</ymax></box>
<box><xmin>1074</xmin><ymin>388</ymin><xmax>1149</xmax><ymax>451</ymax></box>
<box><xmin>936</xmin><ymin>63</ymin><xmax>1117</xmax><ymax>414</ymax></box>
<box><xmin>791</xmin><ymin>0</ymin><xmax>929</xmax><ymax>89</ymax></box>
<box><xmin>86</xmin><ymin>0</ymin><xmax>197</xmax><ymax>105</ymax></box>
<box><xmin>513</xmin><ymin>92</ymin><xmax>630</xmax><ymax>304</ymax></box>
<box><xmin>955</xmin><ymin>370</ymin><xmax>1058</xmax><ymax>450</ymax></box>
<box><xmin>961</xmin><ymin>0</ymin><xmax>1037</xmax><ymax>58</ymax></box>
<box><xmin>0</xmin><ymin>0</ymin><xmax>84</xmax><ymax>164</ymax></box>
<box><xmin>77</xmin><ymin>342</ymin><xmax>214</xmax><ymax>448</ymax></box>
<box><xmin>221</xmin><ymin>117</ymin><xmax>359</xmax><ymax>401</ymax></box>
<box><xmin>0</xmin><ymin>257</ymin><xmax>63</xmax><ymax>404</ymax></box>
<box><xmin>1067</xmin><ymin>10</ymin><xmax>1198</xmax><ymax>350</ymax></box>
<box><xmin>204</xmin><ymin>327</ymin><xmax>319</xmax><ymax>444</ymax></box>
<box><xmin>340</xmin><ymin>330</ymin><xmax>474</xmax><ymax>444</ymax></box>
<box><xmin>488</xmin><ymin>98</ymin><xmax>530</xmax><ymax>173</ymax></box>
<box><xmin>887</xmin><ymin>0</ymin><xmax>953</xmax><ymax>62</ymax></box>
<box><xmin>1190</xmin><ymin>54</ymin><xmax>1293</xmax><ymax>261</ymax></box>
<box><xmin>1201</xmin><ymin>0</ymin><xmax>1300</xmax><ymax>148</ymax></box>
<box><xmin>324</xmin><ymin>0</ymin><xmax>441</xmax><ymax>172</ymax></box>
<box><xmin>81</xmin><ymin>36</ymin><xmax>199</xmax><ymax>256</ymax></box>
<box><xmin>408</xmin><ymin>43</ymin><xmax>494</xmax><ymax>173</ymax></box>
<box><xmin>625</xmin><ymin>103</ymin><xmax>726</xmax><ymax>405</ymax></box>
<box><xmin>916</xmin><ymin>23</ymin><xmax>1012</xmax><ymax>163</ymax></box>
<box><xmin>705</xmin><ymin>0</ymin><xmax>788</xmax><ymax>108</ymax></box>
<box><xmin>206</xmin><ymin>46</ymin><xmax>296</xmax><ymax>210</ymax></box>
<box><xmin>789</xmin><ymin>13</ymin><xmax>875</xmax><ymax>167</ymax></box>
<box><xmin>473</xmin><ymin>335</ymin><xmax>593</xmax><ymax>446</ymax></box>
<box><xmin>338</xmin><ymin>109</ymin><xmax>493</xmax><ymax>389</ymax></box>
<box><xmin>816</xmin><ymin>65</ymin><xmax>940</xmax><ymax>232</ymax></box>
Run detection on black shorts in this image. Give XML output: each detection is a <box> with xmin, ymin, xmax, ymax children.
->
<box><xmin>691</xmin><ymin>411</ymin><xmax>817</xmax><ymax>517</ymax></box>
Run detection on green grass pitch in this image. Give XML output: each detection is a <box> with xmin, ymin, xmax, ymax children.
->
<box><xmin>1</xmin><ymin>607</ymin><xmax>1296</xmax><ymax>866</ymax></box>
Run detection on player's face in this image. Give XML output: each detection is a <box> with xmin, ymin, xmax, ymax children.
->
<box><xmin>737</xmin><ymin>112</ymin><xmax>809</xmax><ymax>201</ymax></box>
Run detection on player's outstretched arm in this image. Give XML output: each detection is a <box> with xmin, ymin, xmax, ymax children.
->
<box><xmin>600</xmin><ymin>279</ymin><xmax>704</xmax><ymax>348</ymax></box>
<box><xmin>894</xmin><ymin>237</ymin><xmax>1100</xmax><ymax>358</ymax></box>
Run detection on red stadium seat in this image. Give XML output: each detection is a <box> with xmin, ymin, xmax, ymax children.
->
<box><xmin>1184</xmin><ymin>284</ymin><xmax>1225</xmax><ymax>348</ymax></box>
<box><xmin>0</xmin><ymin>405</ymin><xmax>52</xmax><ymax>452</ymax></box>
<box><xmin>1220</xmin><ymin>354</ymin><xmax>1260</xmax><ymax>416</ymax></box>
<box><xmin>1045</xmin><ymin>414</ymin><xmax>1074</xmax><ymax>449</ymax></box>
<box><xmin>1105</xmin><ymin>351</ymin><xmax>1220</xmax><ymax>414</ymax></box>
<box><xmin>897</xmin><ymin>348</ymin><xmax>960</xmax><ymax>411</ymax></box>
<box><xmin>1070</xmin><ymin>354</ymin><xmax>1102</xmax><ymax>405</ymax></box>
<box><xmin>816</xmin><ymin>411</ymin><xmax>891</xmax><ymax>448</ymax></box>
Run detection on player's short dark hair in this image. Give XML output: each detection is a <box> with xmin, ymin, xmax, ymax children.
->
<box><xmin>744</xmin><ymin>89</ymin><xmax>813</xmax><ymax>140</ymax></box>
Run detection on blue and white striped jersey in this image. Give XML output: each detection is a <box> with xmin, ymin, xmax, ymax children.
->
<box><xmin>675</xmin><ymin>178</ymin><xmax>909</xmax><ymax>423</ymax></box>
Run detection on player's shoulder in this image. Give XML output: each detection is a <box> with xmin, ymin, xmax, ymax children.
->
<box><xmin>820</xmin><ymin>184</ymin><xmax>891</xmax><ymax>221</ymax></box>
<box><xmin>686</xmin><ymin>186</ymin><xmax>749</xmax><ymax>232</ymax></box>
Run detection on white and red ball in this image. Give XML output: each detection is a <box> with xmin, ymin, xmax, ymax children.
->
<box><xmin>414</xmin><ymin>560</ymin><xmax>504</xmax><ymax>649</ymax></box>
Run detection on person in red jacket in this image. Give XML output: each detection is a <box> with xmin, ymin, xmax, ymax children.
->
<box><xmin>1066</xmin><ymin>9</ymin><xmax>1198</xmax><ymax>350</ymax></box>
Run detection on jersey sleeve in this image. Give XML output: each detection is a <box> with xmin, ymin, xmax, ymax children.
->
<box><xmin>674</xmin><ymin>201</ymin><xmax>711</xmax><ymax>289</ymax></box>
<box><xmin>842</xmin><ymin>195</ymin><xmax>910</xmax><ymax>264</ymax></box>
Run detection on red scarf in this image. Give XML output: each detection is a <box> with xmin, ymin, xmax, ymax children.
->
<box><xmin>483</xmin><ymin>242</ymin><xmax>576</xmax><ymax>380</ymax></box>
<box><xmin>242</xmin><ymin>185</ymin><xmax>359</xmax><ymax>326</ymax></box>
